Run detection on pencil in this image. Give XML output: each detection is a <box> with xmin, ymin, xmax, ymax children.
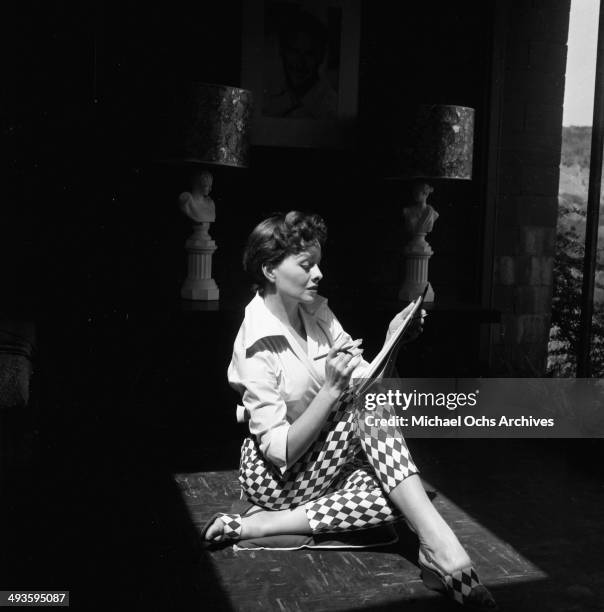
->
<box><xmin>313</xmin><ymin>342</ymin><xmax>358</xmax><ymax>360</ymax></box>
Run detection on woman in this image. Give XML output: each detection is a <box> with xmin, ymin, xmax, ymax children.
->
<box><xmin>202</xmin><ymin>211</ymin><xmax>498</xmax><ymax>610</ymax></box>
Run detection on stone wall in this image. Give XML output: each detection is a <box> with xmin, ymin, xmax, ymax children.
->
<box><xmin>490</xmin><ymin>0</ymin><xmax>571</xmax><ymax>375</ymax></box>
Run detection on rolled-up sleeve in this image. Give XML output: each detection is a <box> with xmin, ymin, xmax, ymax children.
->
<box><xmin>229</xmin><ymin>348</ymin><xmax>291</xmax><ymax>471</ymax></box>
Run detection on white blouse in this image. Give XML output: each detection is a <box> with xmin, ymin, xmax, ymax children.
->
<box><xmin>227</xmin><ymin>293</ymin><xmax>370</xmax><ymax>473</ymax></box>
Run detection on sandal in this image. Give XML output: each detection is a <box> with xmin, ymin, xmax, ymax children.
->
<box><xmin>200</xmin><ymin>504</ymin><xmax>265</xmax><ymax>549</ymax></box>
<box><xmin>200</xmin><ymin>513</ymin><xmax>243</xmax><ymax>548</ymax></box>
<box><xmin>419</xmin><ymin>552</ymin><xmax>499</xmax><ymax>610</ymax></box>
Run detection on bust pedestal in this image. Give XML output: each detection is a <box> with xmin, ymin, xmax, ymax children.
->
<box><xmin>399</xmin><ymin>234</ymin><xmax>434</xmax><ymax>302</ymax></box>
<box><xmin>399</xmin><ymin>183</ymin><xmax>438</xmax><ymax>303</ymax></box>
<box><xmin>181</xmin><ymin>223</ymin><xmax>219</xmax><ymax>301</ymax></box>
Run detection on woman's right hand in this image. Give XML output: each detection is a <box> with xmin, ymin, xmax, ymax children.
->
<box><xmin>323</xmin><ymin>336</ymin><xmax>364</xmax><ymax>398</ymax></box>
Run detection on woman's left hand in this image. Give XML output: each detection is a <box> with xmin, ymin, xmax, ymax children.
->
<box><xmin>386</xmin><ymin>304</ymin><xmax>427</xmax><ymax>344</ymax></box>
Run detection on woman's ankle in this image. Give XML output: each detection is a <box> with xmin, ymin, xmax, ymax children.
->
<box><xmin>419</xmin><ymin>540</ymin><xmax>472</xmax><ymax>575</ymax></box>
<box><xmin>240</xmin><ymin>511</ymin><xmax>268</xmax><ymax>539</ymax></box>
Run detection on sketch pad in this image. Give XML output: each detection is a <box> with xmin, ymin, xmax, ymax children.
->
<box><xmin>350</xmin><ymin>286</ymin><xmax>427</xmax><ymax>398</ymax></box>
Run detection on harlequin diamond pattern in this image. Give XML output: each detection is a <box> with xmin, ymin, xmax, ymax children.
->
<box><xmin>361</xmin><ymin>433</ymin><xmax>418</xmax><ymax>493</ymax></box>
<box><xmin>446</xmin><ymin>567</ymin><xmax>481</xmax><ymax>604</ymax></box>
<box><xmin>218</xmin><ymin>513</ymin><xmax>242</xmax><ymax>539</ymax></box>
<box><xmin>238</xmin><ymin>398</ymin><xmax>419</xmax><ymax>532</ymax></box>
<box><xmin>338</xmin><ymin>466</ymin><xmax>375</xmax><ymax>490</ymax></box>
<box><xmin>306</xmin><ymin>488</ymin><xmax>399</xmax><ymax>533</ymax></box>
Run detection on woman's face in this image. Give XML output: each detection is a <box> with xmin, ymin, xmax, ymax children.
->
<box><xmin>282</xmin><ymin>32</ymin><xmax>323</xmax><ymax>93</ymax></box>
<box><xmin>268</xmin><ymin>243</ymin><xmax>323</xmax><ymax>304</ymax></box>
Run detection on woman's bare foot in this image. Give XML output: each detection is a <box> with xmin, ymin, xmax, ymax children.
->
<box><xmin>388</xmin><ymin>475</ymin><xmax>474</xmax><ymax>574</ymax></box>
<box><xmin>203</xmin><ymin>510</ymin><xmax>269</xmax><ymax>543</ymax></box>
<box><xmin>204</xmin><ymin>506</ymin><xmax>311</xmax><ymax>543</ymax></box>
<box><xmin>418</xmin><ymin>529</ymin><xmax>472</xmax><ymax>575</ymax></box>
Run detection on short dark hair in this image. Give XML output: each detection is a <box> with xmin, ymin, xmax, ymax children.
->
<box><xmin>243</xmin><ymin>211</ymin><xmax>327</xmax><ymax>295</ymax></box>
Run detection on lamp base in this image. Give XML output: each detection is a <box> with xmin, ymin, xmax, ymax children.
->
<box><xmin>399</xmin><ymin>182</ymin><xmax>439</xmax><ymax>304</ymax></box>
<box><xmin>399</xmin><ymin>245</ymin><xmax>435</xmax><ymax>303</ymax></box>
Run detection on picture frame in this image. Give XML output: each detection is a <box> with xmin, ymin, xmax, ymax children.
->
<box><xmin>241</xmin><ymin>0</ymin><xmax>361</xmax><ymax>148</ymax></box>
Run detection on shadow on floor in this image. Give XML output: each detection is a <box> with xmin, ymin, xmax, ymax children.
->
<box><xmin>4</xmin><ymin>316</ymin><xmax>603</xmax><ymax>611</ymax></box>
<box><xmin>1</xmin><ymin>319</ymin><xmax>237</xmax><ymax>611</ymax></box>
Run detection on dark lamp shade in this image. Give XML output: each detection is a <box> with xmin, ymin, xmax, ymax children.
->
<box><xmin>387</xmin><ymin>105</ymin><xmax>475</xmax><ymax>180</ymax></box>
<box><xmin>183</xmin><ymin>83</ymin><xmax>253</xmax><ymax>168</ymax></box>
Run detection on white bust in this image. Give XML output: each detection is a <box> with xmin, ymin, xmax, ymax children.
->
<box><xmin>179</xmin><ymin>170</ymin><xmax>216</xmax><ymax>224</ymax></box>
<box><xmin>402</xmin><ymin>181</ymin><xmax>439</xmax><ymax>255</ymax></box>
<box><xmin>402</xmin><ymin>182</ymin><xmax>439</xmax><ymax>235</ymax></box>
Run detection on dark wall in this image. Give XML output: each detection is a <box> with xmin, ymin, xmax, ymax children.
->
<box><xmin>2</xmin><ymin>1</ymin><xmax>499</xmax><ymax>459</ymax></box>
<box><xmin>3</xmin><ymin>3</ymin><xmax>495</xmax><ymax>599</ymax></box>
<box><xmin>2</xmin><ymin>3</ymin><xmax>498</xmax><ymax>470</ymax></box>
<box><xmin>5</xmin><ymin>2</ymin><xmax>494</xmax><ymax>317</ymax></box>
<box><xmin>92</xmin><ymin>1</ymin><xmax>494</xmax><ymax>316</ymax></box>
<box><xmin>3</xmin><ymin>5</ymin><xmax>498</xmax><ymax>483</ymax></box>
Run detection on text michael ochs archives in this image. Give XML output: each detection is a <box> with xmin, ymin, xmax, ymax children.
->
<box><xmin>360</xmin><ymin>389</ymin><xmax>555</xmax><ymax>429</ymax></box>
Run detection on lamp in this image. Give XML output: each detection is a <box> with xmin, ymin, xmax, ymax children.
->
<box><xmin>387</xmin><ymin>104</ymin><xmax>474</xmax><ymax>303</ymax></box>
<box><xmin>178</xmin><ymin>83</ymin><xmax>253</xmax><ymax>301</ymax></box>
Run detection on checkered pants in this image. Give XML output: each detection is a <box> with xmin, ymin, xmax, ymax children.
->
<box><xmin>239</xmin><ymin>400</ymin><xmax>419</xmax><ymax>534</ymax></box>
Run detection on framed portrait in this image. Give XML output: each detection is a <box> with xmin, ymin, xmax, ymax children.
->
<box><xmin>241</xmin><ymin>0</ymin><xmax>361</xmax><ymax>148</ymax></box>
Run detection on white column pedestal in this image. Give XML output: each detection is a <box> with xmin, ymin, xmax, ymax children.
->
<box><xmin>399</xmin><ymin>234</ymin><xmax>435</xmax><ymax>302</ymax></box>
<box><xmin>181</xmin><ymin>224</ymin><xmax>219</xmax><ymax>301</ymax></box>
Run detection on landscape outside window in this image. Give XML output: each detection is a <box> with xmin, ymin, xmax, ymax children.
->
<box><xmin>548</xmin><ymin>0</ymin><xmax>604</xmax><ymax>376</ymax></box>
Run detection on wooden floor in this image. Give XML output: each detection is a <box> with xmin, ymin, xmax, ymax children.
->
<box><xmin>4</xmin><ymin>435</ymin><xmax>604</xmax><ymax>611</ymax></box>
<box><xmin>173</xmin><ymin>440</ymin><xmax>604</xmax><ymax>612</ymax></box>
<box><xmin>5</xmin><ymin>320</ymin><xmax>603</xmax><ymax>610</ymax></box>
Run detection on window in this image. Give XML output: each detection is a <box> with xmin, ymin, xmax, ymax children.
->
<box><xmin>548</xmin><ymin>0</ymin><xmax>603</xmax><ymax>376</ymax></box>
